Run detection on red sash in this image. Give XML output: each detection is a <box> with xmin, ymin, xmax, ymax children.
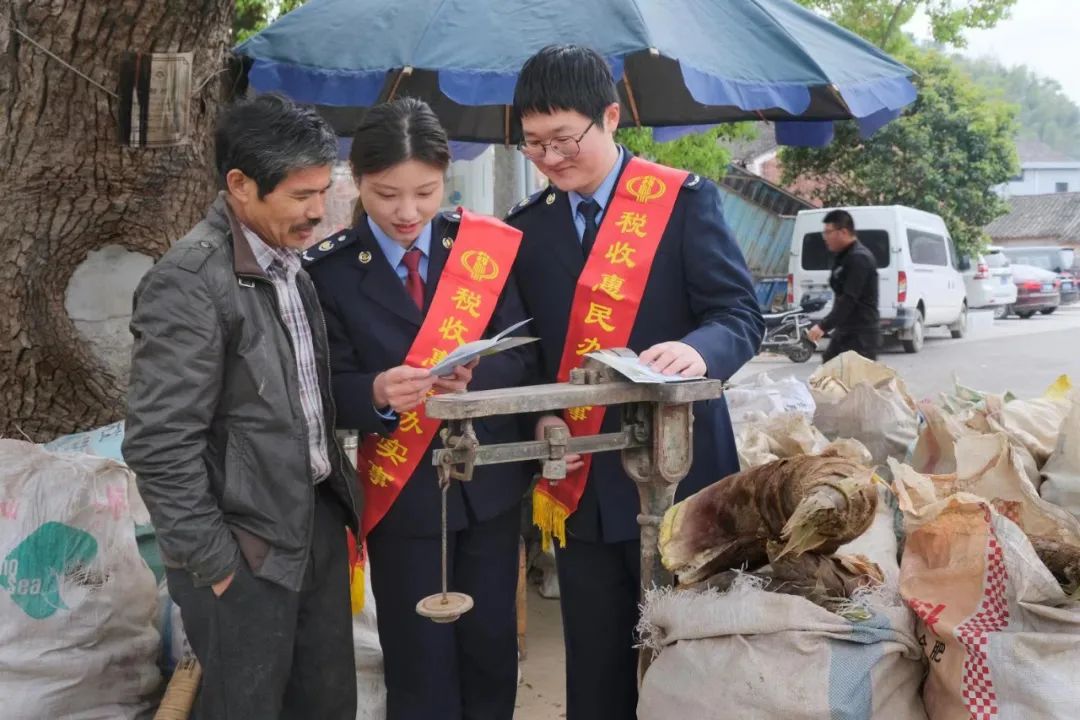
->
<box><xmin>532</xmin><ymin>157</ymin><xmax>688</xmax><ymax>550</ymax></box>
<box><xmin>358</xmin><ymin>210</ymin><xmax>523</xmax><ymax>536</ymax></box>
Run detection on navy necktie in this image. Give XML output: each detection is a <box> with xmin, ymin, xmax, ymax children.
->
<box><xmin>579</xmin><ymin>199</ymin><xmax>601</xmax><ymax>258</ymax></box>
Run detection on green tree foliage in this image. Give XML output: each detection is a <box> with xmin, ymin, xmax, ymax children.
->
<box><xmin>616</xmin><ymin>125</ymin><xmax>755</xmax><ymax>180</ymax></box>
<box><xmin>780</xmin><ymin>49</ymin><xmax>1017</xmax><ymax>255</ymax></box>
<box><xmin>793</xmin><ymin>0</ymin><xmax>1017</xmax><ymax>52</ymax></box>
<box><xmin>234</xmin><ymin>0</ymin><xmax>305</xmax><ymax>41</ymax></box>
<box><xmin>956</xmin><ymin>56</ymin><xmax>1080</xmax><ymax>158</ymax></box>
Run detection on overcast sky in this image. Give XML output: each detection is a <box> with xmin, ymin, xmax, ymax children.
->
<box><xmin>906</xmin><ymin>0</ymin><xmax>1080</xmax><ymax>105</ymax></box>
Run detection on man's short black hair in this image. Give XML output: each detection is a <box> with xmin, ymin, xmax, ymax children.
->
<box><xmin>823</xmin><ymin>209</ymin><xmax>856</xmax><ymax>234</ymax></box>
<box><xmin>512</xmin><ymin>45</ymin><xmax>619</xmax><ymax>128</ymax></box>
<box><xmin>215</xmin><ymin>93</ymin><xmax>338</xmax><ymax>198</ymax></box>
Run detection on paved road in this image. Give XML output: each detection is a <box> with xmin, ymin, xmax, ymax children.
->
<box><xmin>734</xmin><ymin>305</ymin><xmax>1080</xmax><ymax>400</ymax></box>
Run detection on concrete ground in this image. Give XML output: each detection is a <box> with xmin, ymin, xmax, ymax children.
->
<box><xmin>515</xmin><ymin>587</ymin><xmax>567</xmax><ymax>719</ymax></box>
<box><xmin>735</xmin><ymin>305</ymin><xmax>1080</xmax><ymax>399</ymax></box>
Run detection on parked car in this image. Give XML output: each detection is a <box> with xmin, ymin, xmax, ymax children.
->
<box><xmin>959</xmin><ymin>245</ymin><xmax>1017</xmax><ymax>319</ymax></box>
<box><xmin>787</xmin><ymin>205</ymin><xmax>967</xmax><ymax>354</ymax></box>
<box><xmin>1006</xmin><ymin>264</ymin><xmax>1061</xmax><ymax>318</ymax></box>
<box><xmin>999</xmin><ymin>246</ymin><xmax>1078</xmax><ymax>306</ymax></box>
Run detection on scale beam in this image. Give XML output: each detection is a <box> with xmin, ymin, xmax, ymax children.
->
<box><xmin>425</xmin><ymin>377</ymin><xmax>726</xmax><ymax>419</ymax></box>
<box><xmin>417</xmin><ymin>352</ymin><xmax>726</xmax><ymax>680</ymax></box>
<box><xmin>433</xmin><ymin>430</ymin><xmax>638</xmax><ymax>469</ymax></box>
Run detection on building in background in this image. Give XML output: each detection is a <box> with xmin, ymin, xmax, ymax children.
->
<box><xmin>985</xmin><ymin>191</ymin><xmax>1080</xmax><ymax>268</ymax></box>
<box><xmin>995</xmin><ymin>139</ymin><xmax>1080</xmax><ymax>198</ymax></box>
<box><xmin>724</xmin><ymin>131</ymin><xmax>826</xmax><ymax>206</ymax></box>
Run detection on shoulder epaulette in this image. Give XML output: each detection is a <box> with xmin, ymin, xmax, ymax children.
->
<box><xmin>506</xmin><ymin>186</ymin><xmax>555</xmax><ymax>220</ymax></box>
<box><xmin>440</xmin><ymin>209</ymin><xmax>462</xmax><ymax>224</ymax></box>
<box><xmin>682</xmin><ymin>173</ymin><xmax>704</xmax><ymax>190</ymax></box>
<box><xmin>301</xmin><ymin>230</ymin><xmax>357</xmax><ymax>267</ymax></box>
<box><xmin>176</xmin><ymin>237</ymin><xmax>218</xmax><ymax>273</ymax></box>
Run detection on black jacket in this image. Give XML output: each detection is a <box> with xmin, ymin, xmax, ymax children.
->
<box><xmin>505</xmin><ymin>150</ymin><xmax>764</xmax><ymax>543</ymax></box>
<box><xmin>124</xmin><ymin>195</ymin><xmax>362</xmax><ymax>592</ymax></box>
<box><xmin>820</xmin><ymin>240</ymin><xmax>880</xmax><ymax>334</ymax></box>
<box><xmin>304</xmin><ymin>213</ymin><xmax>536</xmax><ymax>536</ymax></box>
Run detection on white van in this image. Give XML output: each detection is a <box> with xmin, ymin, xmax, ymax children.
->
<box><xmin>786</xmin><ymin>206</ymin><xmax>967</xmax><ymax>353</ymax></box>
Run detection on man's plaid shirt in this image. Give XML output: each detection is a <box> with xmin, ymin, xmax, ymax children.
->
<box><xmin>241</xmin><ymin>226</ymin><xmax>331</xmax><ymax>483</ymax></box>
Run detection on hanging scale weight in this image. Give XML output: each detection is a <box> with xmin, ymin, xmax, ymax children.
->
<box><xmin>415</xmin><ymin>440</ymin><xmax>474</xmax><ymax>623</ymax></box>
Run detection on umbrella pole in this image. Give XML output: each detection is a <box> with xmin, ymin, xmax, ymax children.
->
<box><xmin>386</xmin><ymin>66</ymin><xmax>413</xmax><ymax>102</ymax></box>
<box><xmin>622</xmin><ymin>72</ymin><xmax>642</xmax><ymax>127</ymax></box>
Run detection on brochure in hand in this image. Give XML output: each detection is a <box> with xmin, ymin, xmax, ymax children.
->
<box><xmin>585</xmin><ymin>349</ymin><xmax>705</xmax><ymax>384</ymax></box>
<box><xmin>427</xmin><ymin>318</ymin><xmax>538</xmax><ymax>377</ymax></box>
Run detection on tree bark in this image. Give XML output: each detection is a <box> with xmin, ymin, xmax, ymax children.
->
<box><xmin>0</xmin><ymin>0</ymin><xmax>234</xmax><ymax>440</ymax></box>
<box><xmin>879</xmin><ymin>0</ymin><xmax>912</xmax><ymax>50</ymax></box>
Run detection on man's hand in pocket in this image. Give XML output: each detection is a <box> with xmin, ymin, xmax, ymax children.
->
<box><xmin>212</xmin><ymin>571</ymin><xmax>235</xmax><ymax>598</ymax></box>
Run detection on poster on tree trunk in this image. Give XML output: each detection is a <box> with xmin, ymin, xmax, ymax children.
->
<box><xmin>117</xmin><ymin>52</ymin><xmax>192</xmax><ymax>147</ymax></box>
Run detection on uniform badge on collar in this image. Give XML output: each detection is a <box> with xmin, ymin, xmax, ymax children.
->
<box><xmin>358</xmin><ymin>250</ymin><xmax>372</xmax><ymax>264</ymax></box>
<box><xmin>318</xmin><ymin>240</ymin><xmax>334</xmax><ymax>252</ymax></box>
<box><xmin>545</xmin><ymin>193</ymin><xmax>556</xmax><ymax>205</ymax></box>
<box><xmin>442</xmin><ymin>236</ymin><xmax>454</xmax><ymax>249</ymax></box>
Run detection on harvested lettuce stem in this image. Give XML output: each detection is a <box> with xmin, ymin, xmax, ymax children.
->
<box><xmin>660</xmin><ymin>452</ymin><xmax>877</xmax><ymax>585</ymax></box>
<box><xmin>1029</xmin><ymin>535</ymin><xmax>1080</xmax><ymax>595</ymax></box>
<box><xmin>683</xmin><ymin>548</ymin><xmax>885</xmax><ymax>615</ymax></box>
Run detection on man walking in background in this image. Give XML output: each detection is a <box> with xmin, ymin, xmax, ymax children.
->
<box><xmin>808</xmin><ymin>209</ymin><xmax>881</xmax><ymax>361</ymax></box>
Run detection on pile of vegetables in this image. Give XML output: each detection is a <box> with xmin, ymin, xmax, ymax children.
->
<box><xmin>660</xmin><ymin>449</ymin><xmax>882</xmax><ymax>607</ymax></box>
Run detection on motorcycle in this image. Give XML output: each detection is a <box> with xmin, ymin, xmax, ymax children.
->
<box><xmin>758</xmin><ymin>295</ymin><xmax>828</xmax><ymax>363</ymax></box>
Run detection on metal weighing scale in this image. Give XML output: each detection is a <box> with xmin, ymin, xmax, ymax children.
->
<box><xmin>414</xmin><ymin>350</ymin><xmax>726</xmax><ymax>623</ymax></box>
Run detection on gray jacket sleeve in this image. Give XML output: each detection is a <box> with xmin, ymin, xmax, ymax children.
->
<box><xmin>122</xmin><ymin>264</ymin><xmax>239</xmax><ymax>586</ymax></box>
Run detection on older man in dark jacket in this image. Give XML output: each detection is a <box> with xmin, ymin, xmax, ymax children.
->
<box><xmin>123</xmin><ymin>95</ymin><xmax>384</xmax><ymax>719</ymax></box>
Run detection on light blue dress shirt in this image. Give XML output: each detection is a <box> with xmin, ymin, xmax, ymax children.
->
<box><xmin>368</xmin><ymin>216</ymin><xmax>433</xmax><ymax>283</ymax></box>
<box><xmin>567</xmin><ymin>147</ymin><xmax>624</xmax><ymax>243</ymax></box>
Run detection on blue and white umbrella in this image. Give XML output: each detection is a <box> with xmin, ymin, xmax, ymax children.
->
<box><xmin>236</xmin><ymin>0</ymin><xmax>916</xmax><ymax>147</ymax></box>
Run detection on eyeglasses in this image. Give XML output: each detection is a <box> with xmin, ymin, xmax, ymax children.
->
<box><xmin>517</xmin><ymin>121</ymin><xmax>595</xmax><ymax>160</ymax></box>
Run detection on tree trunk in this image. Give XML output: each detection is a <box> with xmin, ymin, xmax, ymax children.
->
<box><xmin>879</xmin><ymin>0</ymin><xmax>912</xmax><ymax>50</ymax></box>
<box><xmin>0</xmin><ymin>0</ymin><xmax>234</xmax><ymax>440</ymax></box>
